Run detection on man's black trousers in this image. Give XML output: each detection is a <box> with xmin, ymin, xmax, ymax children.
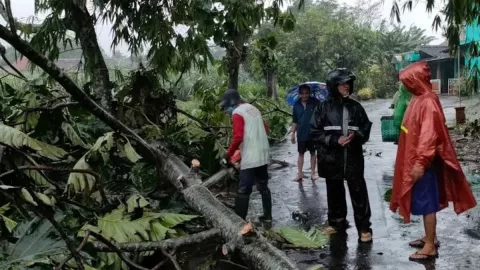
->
<box><xmin>325</xmin><ymin>177</ymin><xmax>372</xmax><ymax>234</ymax></box>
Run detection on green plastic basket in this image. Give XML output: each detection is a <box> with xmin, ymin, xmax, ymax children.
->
<box><xmin>381</xmin><ymin>116</ymin><xmax>398</xmax><ymax>142</ymax></box>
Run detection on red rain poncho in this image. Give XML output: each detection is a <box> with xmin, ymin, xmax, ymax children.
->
<box><xmin>390</xmin><ymin>61</ymin><xmax>477</xmax><ymax>223</ymax></box>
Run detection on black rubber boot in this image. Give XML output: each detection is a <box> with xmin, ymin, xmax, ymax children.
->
<box><xmin>258</xmin><ymin>191</ymin><xmax>272</xmax><ymax>222</ymax></box>
<box><xmin>234</xmin><ymin>194</ymin><xmax>250</xmax><ymax>220</ymax></box>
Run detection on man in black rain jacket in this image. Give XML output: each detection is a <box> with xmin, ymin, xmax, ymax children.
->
<box><xmin>310</xmin><ymin>68</ymin><xmax>373</xmax><ymax>243</ymax></box>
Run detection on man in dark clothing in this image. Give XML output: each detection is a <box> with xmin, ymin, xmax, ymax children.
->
<box><xmin>291</xmin><ymin>84</ymin><xmax>320</xmax><ymax>181</ymax></box>
<box><xmin>310</xmin><ymin>68</ymin><xmax>373</xmax><ymax>243</ymax></box>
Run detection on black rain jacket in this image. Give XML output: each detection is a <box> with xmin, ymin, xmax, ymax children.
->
<box><xmin>310</xmin><ymin>79</ymin><xmax>372</xmax><ymax>180</ymax></box>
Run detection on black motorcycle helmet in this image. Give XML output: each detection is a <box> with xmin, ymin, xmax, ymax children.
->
<box><xmin>220</xmin><ymin>88</ymin><xmax>243</xmax><ymax>111</ymax></box>
<box><xmin>326</xmin><ymin>68</ymin><xmax>356</xmax><ymax>98</ymax></box>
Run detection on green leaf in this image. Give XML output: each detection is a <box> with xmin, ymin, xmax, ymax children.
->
<box><xmin>21</xmin><ymin>188</ymin><xmax>38</xmax><ymax>206</ymax></box>
<box><xmin>126</xmin><ymin>194</ymin><xmax>149</xmax><ymax>213</ymax></box>
<box><xmin>121</xmin><ymin>138</ymin><xmax>142</xmax><ymax>163</ymax></box>
<box><xmin>67</xmin><ymin>156</ymin><xmax>96</xmax><ymax>193</ymax></box>
<box><xmin>61</xmin><ymin>122</ymin><xmax>91</xmax><ymax>149</ymax></box>
<box><xmin>0</xmin><ymin>185</ymin><xmax>19</xmax><ymax>190</ymax></box>
<box><xmin>307</xmin><ymin>265</ymin><xmax>325</xmax><ymax>270</ymax></box>
<box><xmin>67</xmin><ymin>132</ymin><xmax>141</xmax><ymax>194</ymax></box>
<box><xmin>159</xmin><ymin>213</ymin><xmax>198</xmax><ymax>228</ymax></box>
<box><xmin>150</xmin><ymin>221</ymin><xmax>170</xmax><ymax>241</ymax></box>
<box><xmin>275</xmin><ymin>227</ymin><xmax>329</xmax><ymax>248</ymax></box>
<box><xmin>80</xmin><ymin>206</ymin><xmax>168</xmax><ymax>267</ymax></box>
<box><xmin>0</xmin><ymin>124</ymin><xmax>67</xmax><ymax>160</ymax></box>
<box><xmin>35</xmin><ymin>193</ymin><xmax>55</xmax><ymax>206</ymax></box>
<box><xmin>1</xmin><ymin>215</ymin><xmax>18</xmax><ymax>233</ymax></box>
<box><xmin>0</xmin><ymin>204</ymin><xmax>17</xmax><ymax>232</ymax></box>
<box><xmin>80</xmin><ymin>206</ymin><xmax>160</xmax><ymax>244</ymax></box>
<box><xmin>0</xmin><ymin>204</ymin><xmax>10</xmax><ymax>215</ymax></box>
<box><xmin>0</xmin><ymin>215</ymin><xmax>66</xmax><ymax>268</ymax></box>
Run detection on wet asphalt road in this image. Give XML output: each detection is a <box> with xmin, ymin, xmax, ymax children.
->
<box><xmin>247</xmin><ymin>97</ymin><xmax>480</xmax><ymax>270</ymax></box>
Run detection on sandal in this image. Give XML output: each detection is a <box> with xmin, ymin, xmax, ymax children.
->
<box><xmin>409</xmin><ymin>251</ymin><xmax>439</xmax><ymax>262</ymax></box>
<box><xmin>409</xmin><ymin>239</ymin><xmax>440</xmax><ymax>248</ymax></box>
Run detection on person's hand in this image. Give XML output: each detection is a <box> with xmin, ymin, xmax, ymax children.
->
<box><xmin>410</xmin><ymin>165</ymin><xmax>425</xmax><ymax>182</ymax></box>
<box><xmin>344</xmin><ymin>132</ymin><xmax>355</xmax><ymax>145</ymax></box>
<box><xmin>338</xmin><ymin>136</ymin><xmax>347</xmax><ymax>146</ymax></box>
<box><xmin>338</xmin><ymin>132</ymin><xmax>355</xmax><ymax>146</ymax></box>
<box><xmin>291</xmin><ymin>134</ymin><xmax>296</xmax><ymax>144</ymax></box>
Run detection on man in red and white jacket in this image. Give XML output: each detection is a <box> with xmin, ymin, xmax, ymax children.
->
<box><xmin>221</xmin><ymin>89</ymin><xmax>272</xmax><ymax>223</ymax></box>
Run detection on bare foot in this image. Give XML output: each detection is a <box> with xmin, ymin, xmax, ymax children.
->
<box><xmin>359</xmin><ymin>232</ymin><xmax>372</xmax><ymax>243</ymax></box>
<box><xmin>311</xmin><ymin>173</ymin><xmax>319</xmax><ymax>181</ymax></box>
<box><xmin>409</xmin><ymin>237</ymin><xmax>439</xmax><ymax>248</ymax></box>
<box><xmin>409</xmin><ymin>243</ymin><xmax>438</xmax><ymax>261</ymax></box>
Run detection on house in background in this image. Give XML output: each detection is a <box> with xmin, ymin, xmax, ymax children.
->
<box><xmin>391</xmin><ymin>43</ymin><xmax>456</xmax><ymax>95</ymax></box>
<box><xmin>392</xmin><ymin>22</ymin><xmax>480</xmax><ymax>96</ymax></box>
<box><xmin>461</xmin><ymin>18</ymin><xmax>480</xmax><ymax>92</ymax></box>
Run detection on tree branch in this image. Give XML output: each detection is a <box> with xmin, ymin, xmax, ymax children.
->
<box><xmin>93</xmin><ymin>228</ymin><xmax>221</xmax><ymax>252</ymax></box>
<box><xmin>160</xmin><ymin>249</ymin><xmax>181</xmax><ymax>270</ymax></box>
<box><xmin>4</xmin><ymin>0</ymin><xmax>16</xmax><ymax>34</ymax></box>
<box><xmin>0</xmin><ymin>65</ymin><xmax>26</xmax><ymax>80</ymax></box>
<box><xmin>19</xmin><ymin>187</ymin><xmax>85</xmax><ymax>270</ymax></box>
<box><xmin>88</xmin><ymin>230</ymin><xmax>149</xmax><ymax>270</ymax></box>
<box><xmin>24</xmin><ymin>102</ymin><xmax>79</xmax><ymax>112</ymax></box>
<box><xmin>252</xmin><ymin>98</ymin><xmax>292</xmax><ymax>117</ymax></box>
<box><xmin>0</xmin><ymin>2</ymin><xmax>42</xmax><ymax>33</ymax></box>
<box><xmin>173</xmin><ymin>107</ymin><xmax>209</xmax><ymax>129</ymax></box>
<box><xmin>54</xmin><ymin>231</ymin><xmax>90</xmax><ymax>270</ymax></box>
<box><xmin>0</xmin><ymin>44</ymin><xmax>27</xmax><ymax>80</ymax></box>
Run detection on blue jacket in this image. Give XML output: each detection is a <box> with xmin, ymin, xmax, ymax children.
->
<box><xmin>293</xmin><ymin>98</ymin><xmax>319</xmax><ymax>142</ymax></box>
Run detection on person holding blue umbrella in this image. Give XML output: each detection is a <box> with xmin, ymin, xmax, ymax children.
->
<box><xmin>290</xmin><ymin>84</ymin><xmax>320</xmax><ymax>182</ymax></box>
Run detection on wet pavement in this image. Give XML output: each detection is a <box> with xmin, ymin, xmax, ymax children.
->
<box><xmin>248</xmin><ymin>97</ymin><xmax>480</xmax><ymax>270</ymax></box>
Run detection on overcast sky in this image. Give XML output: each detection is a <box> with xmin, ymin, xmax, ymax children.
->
<box><xmin>1</xmin><ymin>0</ymin><xmax>445</xmax><ymax>55</ymax></box>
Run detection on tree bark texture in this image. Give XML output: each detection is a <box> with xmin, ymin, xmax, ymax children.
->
<box><xmin>0</xmin><ymin>26</ymin><xmax>299</xmax><ymax>270</ymax></box>
<box><xmin>265</xmin><ymin>68</ymin><xmax>278</xmax><ymax>100</ymax></box>
<box><xmin>226</xmin><ymin>36</ymin><xmax>247</xmax><ymax>90</ymax></box>
<box><xmin>93</xmin><ymin>228</ymin><xmax>221</xmax><ymax>252</ymax></box>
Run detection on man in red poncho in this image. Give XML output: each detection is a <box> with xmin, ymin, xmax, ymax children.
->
<box><xmin>390</xmin><ymin>61</ymin><xmax>477</xmax><ymax>262</ymax></box>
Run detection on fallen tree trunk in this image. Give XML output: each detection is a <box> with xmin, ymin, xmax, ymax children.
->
<box><xmin>93</xmin><ymin>228</ymin><xmax>221</xmax><ymax>252</ymax></box>
<box><xmin>0</xmin><ymin>26</ymin><xmax>298</xmax><ymax>270</ymax></box>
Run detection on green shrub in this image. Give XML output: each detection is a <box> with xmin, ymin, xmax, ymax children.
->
<box><xmin>238</xmin><ymin>82</ymin><xmax>266</xmax><ymax>97</ymax></box>
<box><xmin>357</xmin><ymin>88</ymin><xmax>375</xmax><ymax>100</ymax></box>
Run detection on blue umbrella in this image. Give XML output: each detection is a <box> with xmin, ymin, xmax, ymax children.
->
<box><xmin>286</xmin><ymin>81</ymin><xmax>329</xmax><ymax>107</ymax></box>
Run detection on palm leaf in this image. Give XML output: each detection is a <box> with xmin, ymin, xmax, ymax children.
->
<box><xmin>79</xmin><ymin>202</ymin><xmax>198</xmax><ymax>268</ymax></box>
<box><xmin>275</xmin><ymin>227</ymin><xmax>329</xmax><ymax>248</ymax></box>
<box><xmin>0</xmin><ymin>215</ymin><xmax>66</xmax><ymax>269</ymax></box>
<box><xmin>0</xmin><ymin>124</ymin><xmax>67</xmax><ymax>160</ymax></box>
